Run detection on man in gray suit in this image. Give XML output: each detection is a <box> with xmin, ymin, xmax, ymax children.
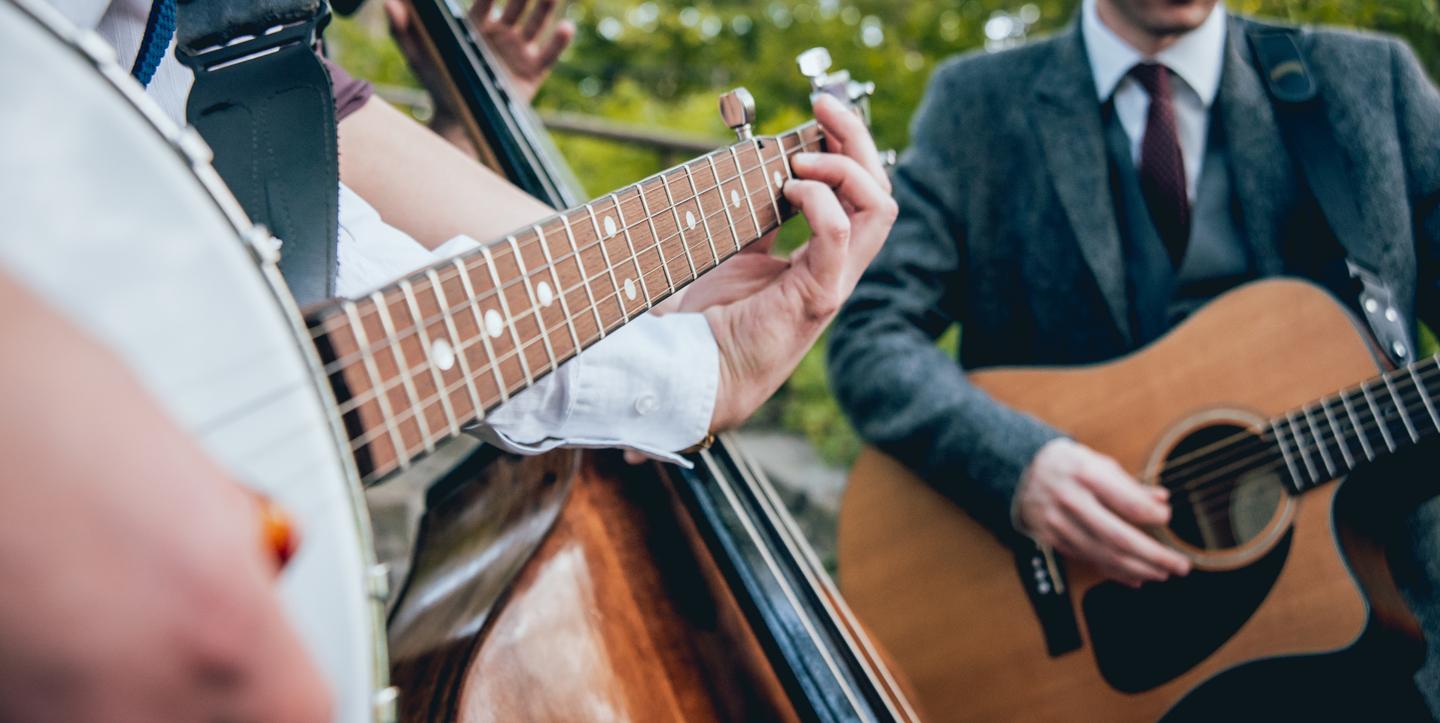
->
<box><xmin>829</xmin><ymin>0</ymin><xmax>1440</xmax><ymax>713</ymax></box>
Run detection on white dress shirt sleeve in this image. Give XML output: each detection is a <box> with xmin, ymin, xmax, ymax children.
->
<box><xmin>334</xmin><ymin>187</ymin><xmax>718</xmax><ymax>465</ymax></box>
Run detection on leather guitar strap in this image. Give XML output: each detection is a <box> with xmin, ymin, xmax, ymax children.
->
<box><xmin>1246</xmin><ymin>22</ymin><xmax>1415</xmax><ymax>366</ymax></box>
<box><xmin>176</xmin><ymin>0</ymin><xmax>338</xmax><ymax>307</ymax></box>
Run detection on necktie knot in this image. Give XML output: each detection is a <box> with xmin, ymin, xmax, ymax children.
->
<box><xmin>1129</xmin><ymin>62</ymin><xmax>1172</xmax><ymax>98</ymax></box>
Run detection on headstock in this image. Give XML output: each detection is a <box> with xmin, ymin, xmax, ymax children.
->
<box><xmin>716</xmin><ymin>47</ymin><xmax>875</xmax><ymax>142</ymax></box>
<box><xmin>716</xmin><ymin>49</ymin><xmax>892</xmax><ymax>166</ymax></box>
<box><xmin>797</xmin><ymin>47</ymin><xmax>875</xmax><ymax>124</ymax></box>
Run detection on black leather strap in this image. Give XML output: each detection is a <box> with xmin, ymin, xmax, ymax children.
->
<box><xmin>177</xmin><ymin>0</ymin><xmax>338</xmax><ymax>306</ymax></box>
<box><xmin>1246</xmin><ymin>22</ymin><xmax>1414</xmax><ymax>365</ymax></box>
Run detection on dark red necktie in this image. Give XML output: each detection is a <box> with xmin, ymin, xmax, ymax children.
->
<box><xmin>1131</xmin><ymin>63</ymin><xmax>1191</xmax><ymax>268</ymax></box>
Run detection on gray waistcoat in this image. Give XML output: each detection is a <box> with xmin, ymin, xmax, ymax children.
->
<box><xmin>1102</xmin><ymin>105</ymin><xmax>1253</xmax><ymax>340</ymax></box>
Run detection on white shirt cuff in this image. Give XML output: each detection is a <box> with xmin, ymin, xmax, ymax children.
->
<box><xmin>474</xmin><ymin>311</ymin><xmax>718</xmax><ymax>466</ymax></box>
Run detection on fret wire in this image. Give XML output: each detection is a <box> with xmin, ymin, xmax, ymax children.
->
<box><xmin>1301</xmin><ymin>406</ymin><xmax>1336</xmax><ymax>478</ymax></box>
<box><xmin>729</xmin><ymin>145</ymin><xmax>764</xmax><ymax>238</ymax></box>
<box><xmin>335</xmin><ymin>156</ymin><xmax>817</xmax><ymax>464</ymax></box>
<box><xmin>1382</xmin><ymin>373</ymin><xmax>1420</xmax><ymax>443</ymax></box>
<box><xmin>372</xmin><ymin>290</ymin><xmax>435</xmax><ymax>452</ymax></box>
<box><xmin>352</xmin><ymin>148</ymin><xmax>805</xmax><ymax>368</ymax></box>
<box><xmin>1271</xmin><ymin>423</ymin><xmax>1303</xmax><ymax>490</ymax></box>
<box><xmin>533</xmin><ymin>224</ymin><xmax>584</xmax><ymax>358</ymax></box>
<box><xmin>1409</xmin><ymin>363</ymin><xmax>1440</xmax><ymax>432</ymax></box>
<box><xmin>400</xmin><ymin>279</ymin><xmax>460</xmax><ymax>438</ymax></box>
<box><xmin>1318</xmin><ymin>397</ymin><xmax>1356</xmax><ymax>470</ymax></box>
<box><xmin>426</xmin><ymin>268</ymin><xmax>486</xmax><ymax>422</ymax></box>
<box><xmin>1338</xmin><ymin>389</ymin><xmax>1376</xmax><ymax>461</ymax></box>
<box><xmin>585</xmin><ymin>204</ymin><xmax>632</xmax><ymax>323</ymax></box>
<box><xmin>1284</xmin><ymin>413</ymin><xmax>1319</xmax><ymax>484</ymax></box>
<box><xmin>454</xmin><ymin>256</ymin><xmax>510</xmax><ymax>404</ymax></box>
<box><xmin>313</xmin><ymin>127</ymin><xmax>822</xmax><ymax>352</ymax></box>
<box><xmin>636</xmin><ymin>181</ymin><xmax>677</xmax><ymax>294</ymax></box>
<box><xmin>1360</xmin><ymin>381</ymin><xmax>1397</xmax><ymax>452</ymax></box>
<box><xmin>610</xmin><ymin>191</ymin><xmax>655</xmax><ymax>308</ymax></box>
<box><xmin>661</xmin><ymin>169</ymin><xmax>700</xmax><ymax>280</ymax></box>
<box><xmin>560</xmin><ymin>213</ymin><xmax>608</xmax><ymax>339</ymax></box>
<box><xmin>480</xmin><ymin>244</ymin><xmax>535</xmax><ymax>387</ymax></box>
<box><xmin>506</xmin><ymin>234</ymin><xmax>559</xmax><ymax>373</ymax></box>
<box><xmin>344</xmin><ymin>301</ymin><xmax>409</xmax><ymax>469</ymax></box>
<box><xmin>754</xmin><ymin>138</ymin><xmax>784</xmax><ymax>221</ymax></box>
<box><xmin>707</xmin><ymin>155</ymin><xmax>743</xmax><ymax>252</ymax></box>
<box><xmin>332</xmin><ymin>175</ymin><xmax>793</xmax><ymax>434</ymax></box>
<box><xmin>681</xmin><ymin>163</ymin><xmax>723</xmax><ymax>266</ymax></box>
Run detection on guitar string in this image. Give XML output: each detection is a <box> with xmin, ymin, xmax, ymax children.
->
<box><xmin>1169</xmin><ymin>376</ymin><xmax>1440</xmax><ymax>518</ymax></box>
<box><xmin>313</xmin><ymin>137</ymin><xmax>811</xmax><ymax>378</ymax></box>
<box><xmin>211</xmin><ymin>130</ymin><xmax>812</xmax><ymax>471</ymax></box>
<box><xmin>329</xmin><ymin>163</ymin><xmax>786</xmax><ymax>419</ymax></box>
<box><xmin>1136</xmin><ymin>358</ymin><xmax>1440</xmax><ymax>492</ymax></box>
<box><xmin>306</xmin><ymin>126</ymin><xmax>816</xmax><ymax>353</ymax></box>
<box><xmin>1181</xmin><ymin>384</ymin><xmax>1439</xmax><ymax>517</ymax></box>
<box><xmin>1164</xmin><ymin>367</ymin><xmax>1439</xmax><ymax>495</ymax></box>
<box><xmin>339</xmin><ymin>179</ymin><xmax>792</xmax><ymax>467</ymax></box>
<box><xmin>220</xmin><ymin>177</ymin><xmax>788</xmax><ymax>476</ymax></box>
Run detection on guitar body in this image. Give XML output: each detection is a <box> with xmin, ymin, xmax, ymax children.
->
<box><xmin>839</xmin><ymin>279</ymin><xmax>1425</xmax><ymax>721</ymax></box>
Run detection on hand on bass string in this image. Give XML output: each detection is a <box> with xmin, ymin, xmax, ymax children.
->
<box><xmin>385</xmin><ymin>0</ymin><xmax>573</xmax><ymax>108</ymax></box>
<box><xmin>1016</xmin><ymin>438</ymin><xmax>1192</xmax><ymax>588</ymax></box>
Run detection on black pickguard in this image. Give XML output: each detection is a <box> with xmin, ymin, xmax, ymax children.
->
<box><xmin>1081</xmin><ymin>531</ymin><xmax>1292</xmax><ymax>693</ymax></box>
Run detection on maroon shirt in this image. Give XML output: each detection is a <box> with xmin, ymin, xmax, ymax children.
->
<box><xmin>322</xmin><ymin>56</ymin><xmax>373</xmax><ymax>121</ymax></box>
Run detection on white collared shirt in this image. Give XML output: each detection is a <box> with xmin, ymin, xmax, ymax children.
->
<box><xmin>1081</xmin><ymin>0</ymin><xmax>1228</xmax><ymax>200</ymax></box>
<box><xmin>46</xmin><ymin>0</ymin><xmax>718</xmax><ymax>464</ymax></box>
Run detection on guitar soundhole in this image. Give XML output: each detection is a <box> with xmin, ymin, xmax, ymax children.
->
<box><xmin>1162</xmin><ymin>423</ymin><xmax>1287</xmax><ymax>555</ymax></box>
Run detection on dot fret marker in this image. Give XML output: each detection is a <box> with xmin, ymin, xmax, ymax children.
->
<box><xmin>484</xmin><ymin>309</ymin><xmax>504</xmax><ymax>338</ymax></box>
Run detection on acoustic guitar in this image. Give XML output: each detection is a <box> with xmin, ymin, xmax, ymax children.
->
<box><xmin>839</xmin><ymin>278</ymin><xmax>1435</xmax><ymax>721</ymax></box>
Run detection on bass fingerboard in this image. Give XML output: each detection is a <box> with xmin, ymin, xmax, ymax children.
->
<box><xmin>310</xmin><ymin>122</ymin><xmax>825</xmax><ymax>481</ymax></box>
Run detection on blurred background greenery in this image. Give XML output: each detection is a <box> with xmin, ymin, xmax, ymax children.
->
<box><xmin>331</xmin><ymin>0</ymin><xmax>1440</xmax><ymax>471</ymax></box>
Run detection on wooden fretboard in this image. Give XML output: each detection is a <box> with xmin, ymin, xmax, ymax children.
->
<box><xmin>310</xmin><ymin>122</ymin><xmax>825</xmax><ymax>481</ymax></box>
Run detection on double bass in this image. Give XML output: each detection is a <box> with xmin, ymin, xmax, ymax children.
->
<box><xmin>359</xmin><ymin>3</ymin><xmax>924</xmax><ymax>720</ymax></box>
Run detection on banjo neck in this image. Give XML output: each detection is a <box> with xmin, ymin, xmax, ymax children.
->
<box><xmin>309</xmin><ymin>121</ymin><xmax>824</xmax><ymax>483</ymax></box>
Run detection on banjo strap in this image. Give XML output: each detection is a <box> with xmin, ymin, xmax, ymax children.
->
<box><xmin>176</xmin><ymin>0</ymin><xmax>338</xmax><ymax>307</ymax></box>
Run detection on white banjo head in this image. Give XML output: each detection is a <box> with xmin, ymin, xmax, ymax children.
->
<box><xmin>0</xmin><ymin>1</ymin><xmax>391</xmax><ymax>720</ymax></box>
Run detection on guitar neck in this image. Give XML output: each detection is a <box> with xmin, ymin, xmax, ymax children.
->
<box><xmin>1266</xmin><ymin>354</ymin><xmax>1440</xmax><ymax>492</ymax></box>
<box><xmin>309</xmin><ymin>122</ymin><xmax>825</xmax><ymax>481</ymax></box>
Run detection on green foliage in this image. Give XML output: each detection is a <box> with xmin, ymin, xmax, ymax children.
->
<box><xmin>332</xmin><ymin>0</ymin><xmax>1440</xmax><ymax>468</ymax></box>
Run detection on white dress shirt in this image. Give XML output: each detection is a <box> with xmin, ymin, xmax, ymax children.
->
<box><xmin>50</xmin><ymin>0</ymin><xmax>718</xmax><ymax>463</ymax></box>
<box><xmin>1081</xmin><ymin>0</ymin><xmax>1228</xmax><ymax>200</ymax></box>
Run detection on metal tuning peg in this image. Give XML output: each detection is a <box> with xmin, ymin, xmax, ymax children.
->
<box><xmin>719</xmin><ymin>87</ymin><xmax>756</xmax><ymax>141</ymax></box>
<box><xmin>797</xmin><ymin>47</ymin><xmax>832</xmax><ymax>83</ymax></box>
<box><xmin>797</xmin><ymin>47</ymin><xmax>875</xmax><ymax>125</ymax></box>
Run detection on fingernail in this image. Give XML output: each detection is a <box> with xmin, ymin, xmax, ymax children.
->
<box><xmin>792</xmin><ymin>152</ymin><xmax>819</xmax><ymax>167</ymax></box>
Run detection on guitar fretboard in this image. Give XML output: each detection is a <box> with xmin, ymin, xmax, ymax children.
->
<box><xmin>1269</xmin><ymin>354</ymin><xmax>1440</xmax><ymax>491</ymax></box>
<box><xmin>310</xmin><ymin>122</ymin><xmax>825</xmax><ymax>481</ymax></box>
<box><xmin>1158</xmin><ymin>354</ymin><xmax>1440</xmax><ymax>498</ymax></box>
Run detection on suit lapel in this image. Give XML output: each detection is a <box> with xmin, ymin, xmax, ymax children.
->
<box><xmin>1028</xmin><ymin>26</ymin><xmax>1132</xmax><ymax>342</ymax></box>
<box><xmin>1217</xmin><ymin>17</ymin><xmax>1293</xmax><ymax>277</ymax></box>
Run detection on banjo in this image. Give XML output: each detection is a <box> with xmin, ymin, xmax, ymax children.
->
<box><xmin>0</xmin><ymin>1</ymin><xmax>876</xmax><ymax>719</ymax></box>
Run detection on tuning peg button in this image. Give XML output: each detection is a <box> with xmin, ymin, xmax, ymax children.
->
<box><xmin>797</xmin><ymin>47</ymin><xmax>833</xmax><ymax>79</ymax></box>
<box><xmin>719</xmin><ymin>87</ymin><xmax>756</xmax><ymax>141</ymax></box>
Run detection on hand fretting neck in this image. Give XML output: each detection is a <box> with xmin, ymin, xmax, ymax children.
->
<box><xmin>309</xmin><ymin>122</ymin><xmax>825</xmax><ymax>482</ymax></box>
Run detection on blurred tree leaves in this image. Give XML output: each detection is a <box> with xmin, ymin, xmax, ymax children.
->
<box><xmin>332</xmin><ymin>0</ymin><xmax>1440</xmax><ymax>466</ymax></box>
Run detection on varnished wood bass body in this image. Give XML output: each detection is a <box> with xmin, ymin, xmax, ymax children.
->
<box><xmin>839</xmin><ymin>279</ymin><xmax>1430</xmax><ymax>721</ymax></box>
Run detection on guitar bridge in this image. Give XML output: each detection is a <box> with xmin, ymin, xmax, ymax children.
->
<box><xmin>1016</xmin><ymin>541</ymin><xmax>1083</xmax><ymax>657</ymax></box>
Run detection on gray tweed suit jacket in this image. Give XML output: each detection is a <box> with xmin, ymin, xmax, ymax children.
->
<box><xmin>828</xmin><ymin>15</ymin><xmax>1440</xmax><ymax>537</ymax></box>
